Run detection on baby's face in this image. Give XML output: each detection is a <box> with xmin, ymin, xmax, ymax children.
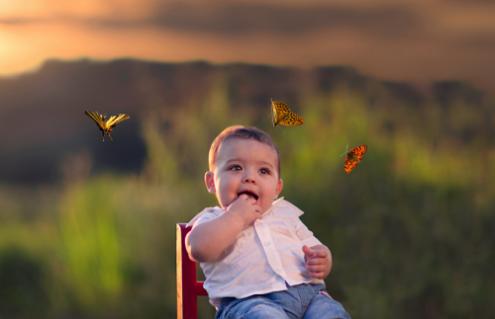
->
<box><xmin>206</xmin><ymin>138</ymin><xmax>283</xmax><ymax>214</ymax></box>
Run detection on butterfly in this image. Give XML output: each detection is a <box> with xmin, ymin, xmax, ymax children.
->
<box><xmin>344</xmin><ymin>144</ymin><xmax>367</xmax><ymax>174</ymax></box>
<box><xmin>271</xmin><ymin>99</ymin><xmax>304</xmax><ymax>127</ymax></box>
<box><xmin>84</xmin><ymin>110</ymin><xmax>130</xmax><ymax>142</ymax></box>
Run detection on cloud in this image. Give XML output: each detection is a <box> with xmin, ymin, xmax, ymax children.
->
<box><xmin>146</xmin><ymin>3</ymin><xmax>420</xmax><ymax>38</ymax></box>
<box><xmin>442</xmin><ymin>0</ymin><xmax>495</xmax><ymax>5</ymax></box>
<box><xmin>0</xmin><ymin>17</ymin><xmax>45</xmax><ymax>25</ymax></box>
<box><xmin>1</xmin><ymin>2</ymin><xmax>421</xmax><ymax>39</ymax></box>
<box><xmin>447</xmin><ymin>28</ymin><xmax>495</xmax><ymax>49</ymax></box>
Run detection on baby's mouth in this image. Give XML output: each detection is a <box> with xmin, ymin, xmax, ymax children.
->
<box><xmin>237</xmin><ymin>190</ymin><xmax>259</xmax><ymax>201</ymax></box>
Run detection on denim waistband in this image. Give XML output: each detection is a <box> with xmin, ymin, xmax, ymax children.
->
<box><xmin>219</xmin><ymin>282</ymin><xmax>326</xmax><ymax>308</ymax></box>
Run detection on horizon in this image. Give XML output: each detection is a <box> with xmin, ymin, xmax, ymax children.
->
<box><xmin>0</xmin><ymin>57</ymin><xmax>488</xmax><ymax>97</ymax></box>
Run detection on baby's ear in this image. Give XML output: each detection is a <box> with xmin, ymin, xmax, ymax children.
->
<box><xmin>276</xmin><ymin>178</ymin><xmax>284</xmax><ymax>197</ymax></box>
<box><xmin>204</xmin><ymin>171</ymin><xmax>216</xmax><ymax>194</ymax></box>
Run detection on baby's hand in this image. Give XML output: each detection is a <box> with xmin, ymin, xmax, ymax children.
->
<box><xmin>302</xmin><ymin>245</ymin><xmax>332</xmax><ymax>280</ymax></box>
<box><xmin>225</xmin><ymin>194</ymin><xmax>262</xmax><ymax>229</ymax></box>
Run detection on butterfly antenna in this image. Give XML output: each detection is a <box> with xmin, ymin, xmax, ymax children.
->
<box><xmin>339</xmin><ymin>143</ymin><xmax>349</xmax><ymax>157</ymax></box>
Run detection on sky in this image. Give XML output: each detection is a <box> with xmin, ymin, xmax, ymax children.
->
<box><xmin>1</xmin><ymin>0</ymin><xmax>495</xmax><ymax>91</ymax></box>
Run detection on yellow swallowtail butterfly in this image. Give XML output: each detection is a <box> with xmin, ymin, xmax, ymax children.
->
<box><xmin>84</xmin><ymin>110</ymin><xmax>130</xmax><ymax>142</ymax></box>
<box><xmin>271</xmin><ymin>99</ymin><xmax>304</xmax><ymax>127</ymax></box>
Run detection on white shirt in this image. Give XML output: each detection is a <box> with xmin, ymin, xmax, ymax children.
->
<box><xmin>188</xmin><ymin>197</ymin><xmax>324</xmax><ymax>307</ymax></box>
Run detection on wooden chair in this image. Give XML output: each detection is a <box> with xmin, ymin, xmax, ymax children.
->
<box><xmin>176</xmin><ymin>223</ymin><xmax>208</xmax><ymax>319</ymax></box>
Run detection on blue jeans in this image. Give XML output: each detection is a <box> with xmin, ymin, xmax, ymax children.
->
<box><xmin>215</xmin><ymin>283</ymin><xmax>351</xmax><ymax>319</ymax></box>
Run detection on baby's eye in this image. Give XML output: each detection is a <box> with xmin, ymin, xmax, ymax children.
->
<box><xmin>259</xmin><ymin>167</ymin><xmax>271</xmax><ymax>175</ymax></box>
<box><xmin>228</xmin><ymin>164</ymin><xmax>242</xmax><ymax>171</ymax></box>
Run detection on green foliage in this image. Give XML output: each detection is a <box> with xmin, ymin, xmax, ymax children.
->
<box><xmin>57</xmin><ymin>177</ymin><xmax>125</xmax><ymax>313</ymax></box>
<box><xmin>1</xmin><ymin>79</ymin><xmax>495</xmax><ymax>318</ymax></box>
<box><xmin>0</xmin><ymin>247</ymin><xmax>49</xmax><ymax>318</ymax></box>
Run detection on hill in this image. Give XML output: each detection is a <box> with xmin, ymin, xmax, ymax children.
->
<box><xmin>0</xmin><ymin>58</ymin><xmax>492</xmax><ymax>184</ymax></box>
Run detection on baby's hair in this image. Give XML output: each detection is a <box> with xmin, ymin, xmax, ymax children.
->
<box><xmin>208</xmin><ymin>125</ymin><xmax>281</xmax><ymax>176</ymax></box>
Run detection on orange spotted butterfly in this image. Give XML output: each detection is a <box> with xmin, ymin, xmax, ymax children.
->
<box><xmin>84</xmin><ymin>110</ymin><xmax>130</xmax><ymax>142</ymax></box>
<box><xmin>271</xmin><ymin>99</ymin><xmax>304</xmax><ymax>127</ymax></box>
<box><xmin>344</xmin><ymin>144</ymin><xmax>367</xmax><ymax>174</ymax></box>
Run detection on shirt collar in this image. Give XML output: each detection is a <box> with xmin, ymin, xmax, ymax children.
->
<box><xmin>263</xmin><ymin>197</ymin><xmax>304</xmax><ymax>218</ymax></box>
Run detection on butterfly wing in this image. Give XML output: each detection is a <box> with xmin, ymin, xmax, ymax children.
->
<box><xmin>84</xmin><ymin>111</ymin><xmax>106</xmax><ymax>130</ymax></box>
<box><xmin>271</xmin><ymin>100</ymin><xmax>287</xmax><ymax>126</ymax></box>
<box><xmin>106</xmin><ymin>113</ymin><xmax>130</xmax><ymax>128</ymax></box>
<box><xmin>282</xmin><ymin>110</ymin><xmax>304</xmax><ymax>126</ymax></box>
<box><xmin>344</xmin><ymin>144</ymin><xmax>367</xmax><ymax>174</ymax></box>
<box><xmin>271</xmin><ymin>100</ymin><xmax>304</xmax><ymax>127</ymax></box>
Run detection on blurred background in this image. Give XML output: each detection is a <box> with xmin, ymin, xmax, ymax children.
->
<box><xmin>1</xmin><ymin>1</ymin><xmax>494</xmax><ymax>318</ymax></box>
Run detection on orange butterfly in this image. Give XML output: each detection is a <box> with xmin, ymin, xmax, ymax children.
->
<box><xmin>344</xmin><ymin>144</ymin><xmax>367</xmax><ymax>174</ymax></box>
<box><xmin>271</xmin><ymin>99</ymin><xmax>304</xmax><ymax>127</ymax></box>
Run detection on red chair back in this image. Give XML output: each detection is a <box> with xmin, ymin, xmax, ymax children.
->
<box><xmin>176</xmin><ymin>223</ymin><xmax>208</xmax><ymax>319</ymax></box>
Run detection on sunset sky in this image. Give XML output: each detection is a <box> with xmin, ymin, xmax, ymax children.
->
<box><xmin>1</xmin><ymin>0</ymin><xmax>495</xmax><ymax>91</ymax></box>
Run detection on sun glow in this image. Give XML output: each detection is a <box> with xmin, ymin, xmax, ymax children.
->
<box><xmin>0</xmin><ymin>1</ymin><xmax>49</xmax><ymax>16</ymax></box>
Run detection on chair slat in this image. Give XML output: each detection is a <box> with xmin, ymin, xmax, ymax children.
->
<box><xmin>177</xmin><ymin>223</ymin><xmax>207</xmax><ymax>319</ymax></box>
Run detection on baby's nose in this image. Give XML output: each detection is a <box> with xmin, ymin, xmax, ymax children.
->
<box><xmin>243</xmin><ymin>177</ymin><xmax>255</xmax><ymax>183</ymax></box>
<box><xmin>243</xmin><ymin>170</ymin><xmax>256</xmax><ymax>183</ymax></box>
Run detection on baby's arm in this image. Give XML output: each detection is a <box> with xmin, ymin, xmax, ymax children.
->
<box><xmin>186</xmin><ymin>194</ymin><xmax>262</xmax><ymax>262</ymax></box>
<box><xmin>294</xmin><ymin>219</ymin><xmax>333</xmax><ymax>279</ymax></box>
